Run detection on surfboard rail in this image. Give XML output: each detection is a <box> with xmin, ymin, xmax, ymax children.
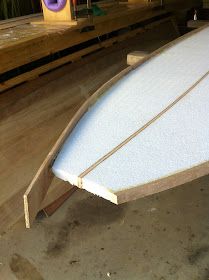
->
<box><xmin>23</xmin><ymin>24</ymin><xmax>209</xmax><ymax>228</ymax></box>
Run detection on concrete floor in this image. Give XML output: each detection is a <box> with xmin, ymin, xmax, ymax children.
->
<box><xmin>0</xmin><ymin>176</ymin><xmax>209</xmax><ymax>280</ymax></box>
<box><xmin>1</xmin><ymin>21</ymin><xmax>209</xmax><ymax>280</ymax></box>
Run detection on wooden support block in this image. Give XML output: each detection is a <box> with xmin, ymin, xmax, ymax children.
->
<box><xmin>127</xmin><ymin>50</ymin><xmax>148</xmax><ymax>66</ymax></box>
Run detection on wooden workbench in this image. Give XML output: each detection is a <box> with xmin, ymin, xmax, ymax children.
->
<box><xmin>0</xmin><ymin>3</ymin><xmax>170</xmax><ymax>91</ymax></box>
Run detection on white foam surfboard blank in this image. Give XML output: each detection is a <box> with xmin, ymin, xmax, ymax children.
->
<box><xmin>52</xmin><ymin>26</ymin><xmax>209</xmax><ymax>203</ymax></box>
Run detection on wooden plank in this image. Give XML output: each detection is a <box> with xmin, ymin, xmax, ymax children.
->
<box><xmin>23</xmin><ymin>25</ymin><xmax>205</xmax><ymax>228</ymax></box>
<box><xmin>0</xmin><ymin>179</ymin><xmax>73</xmax><ymax>233</ymax></box>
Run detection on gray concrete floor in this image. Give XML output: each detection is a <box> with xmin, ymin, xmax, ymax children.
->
<box><xmin>1</xmin><ymin>176</ymin><xmax>209</xmax><ymax>280</ymax></box>
<box><xmin>1</xmin><ymin>21</ymin><xmax>209</xmax><ymax>280</ymax></box>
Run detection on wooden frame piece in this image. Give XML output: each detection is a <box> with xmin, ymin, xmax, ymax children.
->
<box><xmin>24</xmin><ymin>24</ymin><xmax>209</xmax><ymax>228</ymax></box>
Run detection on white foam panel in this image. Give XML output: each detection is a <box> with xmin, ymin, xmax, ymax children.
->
<box><xmin>52</xmin><ymin>26</ymin><xmax>209</xmax><ymax>196</ymax></box>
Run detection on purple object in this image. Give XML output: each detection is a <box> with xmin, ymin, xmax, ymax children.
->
<box><xmin>43</xmin><ymin>0</ymin><xmax>67</xmax><ymax>12</ymax></box>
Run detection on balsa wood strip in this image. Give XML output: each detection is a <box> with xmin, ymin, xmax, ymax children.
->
<box><xmin>23</xmin><ymin>25</ymin><xmax>207</xmax><ymax>228</ymax></box>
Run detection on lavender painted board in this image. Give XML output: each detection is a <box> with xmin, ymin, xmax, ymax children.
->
<box><xmin>43</xmin><ymin>0</ymin><xmax>67</xmax><ymax>12</ymax></box>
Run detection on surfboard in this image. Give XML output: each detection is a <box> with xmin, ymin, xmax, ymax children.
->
<box><xmin>52</xmin><ymin>25</ymin><xmax>209</xmax><ymax>204</ymax></box>
<box><xmin>24</xmin><ymin>25</ymin><xmax>209</xmax><ymax>227</ymax></box>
